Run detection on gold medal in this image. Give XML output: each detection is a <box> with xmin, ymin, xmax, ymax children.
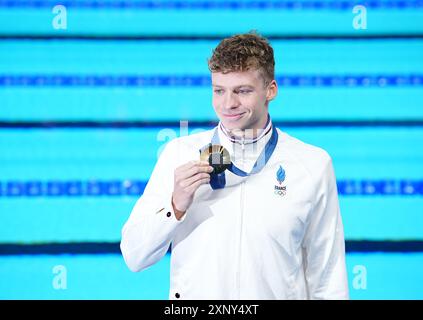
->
<box><xmin>199</xmin><ymin>144</ymin><xmax>231</xmax><ymax>174</ymax></box>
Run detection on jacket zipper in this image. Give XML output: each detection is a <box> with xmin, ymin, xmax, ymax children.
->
<box><xmin>236</xmin><ymin>138</ymin><xmax>246</xmax><ymax>299</ymax></box>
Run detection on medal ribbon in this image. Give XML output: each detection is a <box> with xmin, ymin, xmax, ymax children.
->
<box><xmin>208</xmin><ymin>124</ymin><xmax>279</xmax><ymax>189</ymax></box>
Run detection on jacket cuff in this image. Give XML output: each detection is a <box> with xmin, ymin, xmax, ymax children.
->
<box><xmin>155</xmin><ymin>202</ymin><xmax>187</xmax><ymax>225</ymax></box>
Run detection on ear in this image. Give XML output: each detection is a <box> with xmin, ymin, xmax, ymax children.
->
<box><xmin>266</xmin><ymin>80</ymin><xmax>278</xmax><ymax>102</ymax></box>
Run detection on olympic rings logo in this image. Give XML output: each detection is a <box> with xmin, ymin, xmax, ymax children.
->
<box><xmin>274</xmin><ymin>189</ymin><xmax>286</xmax><ymax>196</ymax></box>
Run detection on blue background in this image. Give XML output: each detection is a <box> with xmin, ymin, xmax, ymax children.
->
<box><xmin>0</xmin><ymin>0</ymin><xmax>422</xmax><ymax>299</ymax></box>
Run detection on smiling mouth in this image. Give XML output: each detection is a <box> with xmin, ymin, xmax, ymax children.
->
<box><xmin>223</xmin><ymin>112</ymin><xmax>245</xmax><ymax>119</ymax></box>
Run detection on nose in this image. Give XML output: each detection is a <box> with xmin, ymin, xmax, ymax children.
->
<box><xmin>222</xmin><ymin>92</ymin><xmax>240</xmax><ymax>110</ymax></box>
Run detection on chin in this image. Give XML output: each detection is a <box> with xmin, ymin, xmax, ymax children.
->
<box><xmin>220</xmin><ymin>115</ymin><xmax>249</xmax><ymax>130</ymax></box>
<box><xmin>221</xmin><ymin>121</ymin><xmax>245</xmax><ymax>131</ymax></box>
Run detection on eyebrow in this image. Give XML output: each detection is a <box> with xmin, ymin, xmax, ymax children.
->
<box><xmin>212</xmin><ymin>84</ymin><xmax>255</xmax><ymax>89</ymax></box>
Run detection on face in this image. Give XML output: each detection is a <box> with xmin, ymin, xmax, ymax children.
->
<box><xmin>211</xmin><ymin>69</ymin><xmax>277</xmax><ymax>134</ymax></box>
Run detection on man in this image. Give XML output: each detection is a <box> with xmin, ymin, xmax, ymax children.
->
<box><xmin>121</xmin><ymin>32</ymin><xmax>349</xmax><ymax>299</ymax></box>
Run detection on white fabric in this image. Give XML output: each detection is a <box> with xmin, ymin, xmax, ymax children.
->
<box><xmin>120</xmin><ymin>121</ymin><xmax>349</xmax><ymax>300</ymax></box>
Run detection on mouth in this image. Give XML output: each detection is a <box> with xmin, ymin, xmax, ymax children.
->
<box><xmin>222</xmin><ymin>112</ymin><xmax>245</xmax><ymax>121</ymax></box>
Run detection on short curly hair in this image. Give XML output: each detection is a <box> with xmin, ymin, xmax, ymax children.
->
<box><xmin>207</xmin><ymin>31</ymin><xmax>275</xmax><ymax>86</ymax></box>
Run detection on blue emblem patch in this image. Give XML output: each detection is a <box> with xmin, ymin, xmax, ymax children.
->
<box><xmin>276</xmin><ymin>165</ymin><xmax>286</xmax><ymax>185</ymax></box>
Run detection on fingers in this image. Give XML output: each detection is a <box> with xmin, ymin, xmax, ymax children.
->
<box><xmin>172</xmin><ymin>160</ymin><xmax>213</xmax><ymax>213</ymax></box>
<box><xmin>177</xmin><ymin>160</ymin><xmax>207</xmax><ymax>171</ymax></box>
<box><xmin>180</xmin><ymin>171</ymin><xmax>211</xmax><ymax>188</ymax></box>
<box><xmin>175</xmin><ymin>160</ymin><xmax>213</xmax><ymax>181</ymax></box>
<box><xmin>186</xmin><ymin>176</ymin><xmax>211</xmax><ymax>194</ymax></box>
<box><xmin>184</xmin><ymin>164</ymin><xmax>214</xmax><ymax>180</ymax></box>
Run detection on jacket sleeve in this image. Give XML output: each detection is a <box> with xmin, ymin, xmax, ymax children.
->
<box><xmin>120</xmin><ymin>140</ymin><xmax>185</xmax><ymax>272</ymax></box>
<box><xmin>302</xmin><ymin>155</ymin><xmax>349</xmax><ymax>299</ymax></box>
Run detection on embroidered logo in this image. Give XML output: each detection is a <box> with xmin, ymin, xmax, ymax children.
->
<box><xmin>274</xmin><ymin>165</ymin><xmax>287</xmax><ymax>196</ymax></box>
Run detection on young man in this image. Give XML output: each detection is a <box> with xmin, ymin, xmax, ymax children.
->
<box><xmin>121</xmin><ymin>32</ymin><xmax>349</xmax><ymax>299</ymax></box>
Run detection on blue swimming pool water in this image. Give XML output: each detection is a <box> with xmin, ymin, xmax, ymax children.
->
<box><xmin>1</xmin><ymin>1</ymin><xmax>422</xmax><ymax>299</ymax></box>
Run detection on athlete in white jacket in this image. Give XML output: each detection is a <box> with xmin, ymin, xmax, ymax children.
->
<box><xmin>121</xmin><ymin>32</ymin><xmax>349</xmax><ymax>300</ymax></box>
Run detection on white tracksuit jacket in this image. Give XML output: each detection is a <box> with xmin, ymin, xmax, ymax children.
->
<box><xmin>120</xmin><ymin>120</ymin><xmax>349</xmax><ymax>300</ymax></box>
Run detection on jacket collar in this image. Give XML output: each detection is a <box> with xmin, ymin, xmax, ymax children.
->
<box><xmin>216</xmin><ymin>115</ymin><xmax>274</xmax><ymax>171</ymax></box>
<box><xmin>218</xmin><ymin>114</ymin><xmax>272</xmax><ymax>146</ymax></box>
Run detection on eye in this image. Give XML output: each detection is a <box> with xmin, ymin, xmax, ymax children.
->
<box><xmin>213</xmin><ymin>89</ymin><xmax>224</xmax><ymax>95</ymax></box>
<box><xmin>238</xmin><ymin>89</ymin><xmax>252</xmax><ymax>94</ymax></box>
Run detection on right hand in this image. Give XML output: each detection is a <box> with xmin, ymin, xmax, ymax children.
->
<box><xmin>172</xmin><ymin>160</ymin><xmax>213</xmax><ymax>220</ymax></box>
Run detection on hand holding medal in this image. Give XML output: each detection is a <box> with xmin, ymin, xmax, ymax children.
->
<box><xmin>171</xmin><ymin>160</ymin><xmax>214</xmax><ymax>220</ymax></box>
